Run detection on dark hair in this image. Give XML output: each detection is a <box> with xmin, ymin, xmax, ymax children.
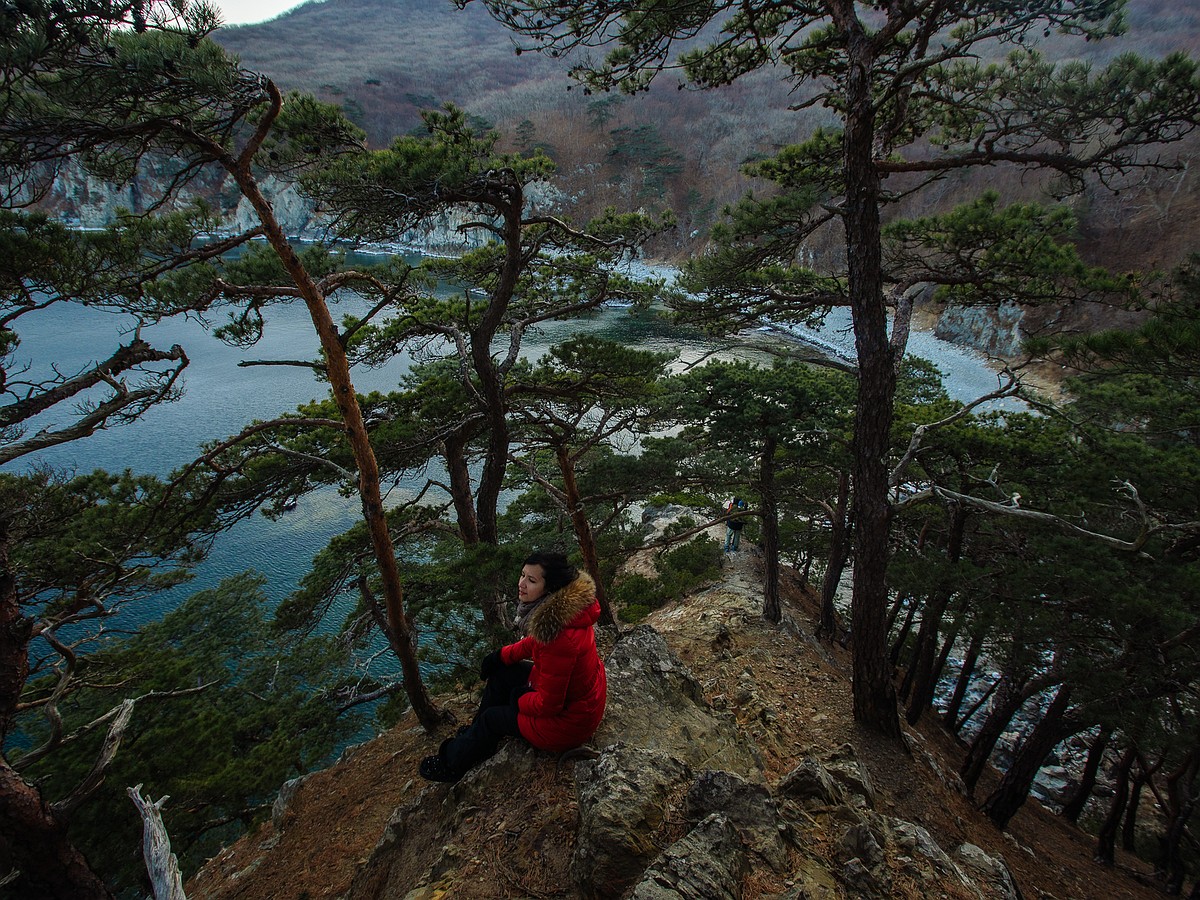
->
<box><xmin>524</xmin><ymin>550</ymin><xmax>577</xmax><ymax>595</ymax></box>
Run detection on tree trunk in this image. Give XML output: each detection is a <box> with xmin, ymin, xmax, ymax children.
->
<box><xmin>469</xmin><ymin>196</ymin><xmax>522</xmax><ymax>551</ymax></box>
<box><xmin>127</xmin><ymin>786</ymin><xmax>186</xmax><ymax>900</ymax></box>
<box><xmin>0</xmin><ymin>524</ymin><xmax>30</xmax><ymax>741</ymax></box>
<box><xmin>557</xmin><ymin>446</ymin><xmax>617</xmax><ymax>628</ymax></box>
<box><xmin>961</xmin><ymin>670</ymin><xmax>1033</xmax><ymax>797</ymax></box>
<box><xmin>1097</xmin><ymin>745</ymin><xmax>1137</xmax><ymax>865</ymax></box>
<box><xmin>759</xmin><ymin>436</ymin><xmax>782</xmax><ymax>623</ymax></box>
<box><xmin>905</xmin><ymin>506</ymin><xmax>966</xmax><ymax>725</ymax></box>
<box><xmin>1122</xmin><ymin>768</ymin><xmax>1146</xmax><ymax>852</ymax></box>
<box><xmin>1061</xmin><ymin>726</ymin><xmax>1112</xmax><ymax>824</ymax></box>
<box><xmin>226</xmin><ymin>101</ymin><xmax>442</xmax><ymax>732</ymax></box>
<box><xmin>980</xmin><ymin>684</ymin><xmax>1075</xmax><ymax>829</ymax></box>
<box><xmin>1</xmin><ymin>523</ymin><xmax>110</xmax><ymax>897</ymax></box>
<box><xmin>800</xmin><ymin>516</ymin><xmax>814</xmax><ymax>586</ymax></box>
<box><xmin>817</xmin><ymin>471</ymin><xmax>850</xmax><ymax>640</ymax></box>
<box><xmin>443</xmin><ymin>432</ymin><xmax>480</xmax><ymax>545</ymax></box>
<box><xmin>841</xmin><ymin>21</ymin><xmax>900</xmax><ymax>738</ymax></box>
<box><xmin>945</xmin><ymin>632</ymin><xmax>983</xmax><ymax>732</ymax></box>
<box><xmin>1160</xmin><ymin>749</ymin><xmax>1200</xmax><ymax>894</ymax></box>
<box><xmin>0</xmin><ymin>760</ymin><xmax>113</xmax><ymax>899</ymax></box>
<box><xmin>888</xmin><ymin>597</ymin><xmax>918</xmax><ymax>668</ymax></box>
<box><xmin>930</xmin><ymin>611</ymin><xmax>963</xmax><ymax>702</ymax></box>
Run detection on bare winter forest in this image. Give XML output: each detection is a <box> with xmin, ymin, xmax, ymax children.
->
<box><xmin>215</xmin><ymin>0</ymin><xmax>1200</xmax><ymax>270</ymax></box>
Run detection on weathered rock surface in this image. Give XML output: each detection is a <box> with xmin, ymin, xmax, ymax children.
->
<box><xmin>627</xmin><ymin>813</ymin><xmax>747</xmax><ymax>900</ymax></box>
<box><xmin>572</xmin><ymin>746</ymin><xmax>693</xmax><ymax>899</ymax></box>
<box><xmin>594</xmin><ymin>625</ymin><xmax>762</xmax><ymax>776</ymax></box>
<box><xmin>332</xmin><ymin>623</ymin><xmax>1022</xmax><ymax>900</ymax></box>
<box><xmin>933</xmin><ymin>300</ymin><xmax>1025</xmax><ymax>357</ymax></box>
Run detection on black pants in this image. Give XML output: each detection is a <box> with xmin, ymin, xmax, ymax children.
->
<box><xmin>440</xmin><ymin>659</ymin><xmax>530</xmax><ymax>776</ymax></box>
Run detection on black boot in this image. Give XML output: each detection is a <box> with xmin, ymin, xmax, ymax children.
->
<box><xmin>419</xmin><ymin>737</ymin><xmax>460</xmax><ymax>783</ymax></box>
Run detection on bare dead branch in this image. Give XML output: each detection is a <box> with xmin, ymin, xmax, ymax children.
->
<box><xmin>127</xmin><ymin>785</ymin><xmax>186</xmax><ymax>900</ymax></box>
<box><xmin>895</xmin><ymin>484</ymin><xmax>1156</xmax><ymax>554</ymax></box>
<box><xmin>889</xmin><ymin>372</ymin><xmax>1022</xmax><ymax>490</ymax></box>
<box><xmin>1</xmin><ymin>340</ymin><xmax>187</xmax><ymax>427</ymax></box>
<box><xmin>16</xmin><ymin>682</ymin><xmax>216</xmax><ymax>773</ymax></box>
<box><xmin>237</xmin><ymin>359</ymin><xmax>327</xmax><ymax>372</ymax></box>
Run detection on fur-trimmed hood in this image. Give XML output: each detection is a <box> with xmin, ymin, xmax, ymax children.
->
<box><xmin>523</xmin><ymin>572</ymin><xmax>599</xmax><ymax>644</ymax></box>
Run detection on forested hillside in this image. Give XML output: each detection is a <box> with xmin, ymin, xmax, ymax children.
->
<box><xmin>215</xmin><ymin>0</ymin><xmax>803</xmax><ymax>256</ymax></box>
<box><xmin>3</xmin><ymin>2</ymin><xmax>1200</xmax><ymax>899</ymax></box>
<box><xmin>214</xmin><ymin>0</ymin><xmax>1200</xmax><ymax>268</ymax></box>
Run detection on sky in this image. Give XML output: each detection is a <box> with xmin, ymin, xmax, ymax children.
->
<box><xmin>207</xmin><ymin>0</ymin><xmax>308</xmax><ymax>26</ymax></box>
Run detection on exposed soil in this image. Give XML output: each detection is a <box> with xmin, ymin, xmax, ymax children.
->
<box><xmin>188</xmin><ymin>535</ymin><xmax>1173</xmax><ymax>900</ymax></box>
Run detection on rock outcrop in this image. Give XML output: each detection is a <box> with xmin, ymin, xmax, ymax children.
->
<box><xmin>332</xmin><ymin>624</ymin><xmax>1019</xmax><ymax>900</ymax></box>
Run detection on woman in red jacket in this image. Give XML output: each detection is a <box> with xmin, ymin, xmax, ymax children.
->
<box><xmin>420</xmin><ymin>551</ymin><xmax>607</xmax><ymax>782</ymax></box>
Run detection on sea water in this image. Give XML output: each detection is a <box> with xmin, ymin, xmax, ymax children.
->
<box><xmin>5</xmin><ymin>258</ymin><xmax>1013</xmax><ymax>649</ymax></box>
<box><xmin>3</xmin><ymin>272</ymin><xmax>731</xmax><ymax>640</ymax></box>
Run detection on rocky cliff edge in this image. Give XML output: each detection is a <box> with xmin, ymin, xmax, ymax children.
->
<box><xmin>188</xmin><ymin>544</ymin><xmax>1160</xmax><ymax>900</ymax></box>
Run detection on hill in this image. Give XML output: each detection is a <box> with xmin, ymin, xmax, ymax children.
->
<box><xmin>187</xmin><ymin>523</ymin><xmax>1166</xmax><ymax>900</ymax></box>
<box><xmin>213</xmin><ymin>0</ymin><xmax>1200</xmax><ymax>272</ymax></box>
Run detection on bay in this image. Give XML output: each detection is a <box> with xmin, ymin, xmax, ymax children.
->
<box><xmin>5</xmin><ymin>269</ymin><xmax>729</xmax><ymax>638</ymax></box>
<box><xmin>7</xmin><ymin>254</ymin><xmax>1012</xmax><ymax>646</ymax></box>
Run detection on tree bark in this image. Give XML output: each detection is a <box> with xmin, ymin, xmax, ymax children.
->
<box><xmin>443</xmin><ymin>432</ymin><xmax>481</xmax><ymax>545</ymax></box>
<box><xmin>127</xmin><ymin>786</ymin><xmax>186</xmax><ymax>900</ymax></box>
<box><xmin>906</xmin><ymin>505</ymin><xmax>967</xmax><ymax>725</ymax></box>
<box><xmin>0</xmin><ymin>760</ymin><xmax>112</xmax><ymax>899</ymax></box>
<box><xmin>224</xmin><ymin>90</ymin><xmax>441</xmax><ymax>732</ymax></box>
<box><xmin>889</xmin><ymin>597</ymin><xmax>918</xmax><ymax>668</ymax></box>
<box><xmin>839</xmin><ymin>13</ymin><xmax>900</xmax><ymax>738</ymax></box>
<box><xmin>817</xmin><ymin>471</ymin><xmax>850</xmax><ymax>640</ymax></box>
<box><xmin>0</xmin><ymin>524</ymin><xmax>31</xmax><ymax>741</ymax></box>
<box><xmin>981</xmin><ymin>684</ymin><xmax>1075</xmax><ymax>829</ymax></box>
<box><xmin>1097</xmin><ymin>745</ymin><xmax>1137</xmax><ymax>865</ymax></box>
<box><xmin>759</xmin><ymin>436</ymin><xmax>782</xmax><ymax>623</ymax></box>
<box><xmin>961</xmin><ymin>670</ymin><xmax>1035</xmax><ymax>797</ymax></box>
<box><xmin>469</xmin><ymin>192</ymin><xmax>522</xmax><ymax>552</ymax></box>
<box><xmin>557</xmin><ymin>446</ymin><xmax>617</xmax><ymax>628</ymax></box>
<box><xmin>1122</xmin><ymin>767</ymin><xmax>1146</xmax><ymax>852</ymax></box>
<box><xmin>1160</xmin><ymin>749</ymin><xmax>1200</xmax><ymax>894</ymax></box>
<box><xmin>1061</xmin><ymin>726</ymin><xmax>1112</xmax><ymax>824</ymax></box>
<box><xmin>930</xmin><ymin>612</ymin><xmax>963</xmax><ymax>704</ymax></box>
<box><xmin>945</xmin><ymin>632</ymin><xmax>983</xmax><ymax>733</ymax></box>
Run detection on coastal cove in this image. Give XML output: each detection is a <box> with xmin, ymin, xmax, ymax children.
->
<box><xmin>8</xmin><ymin>248</ymin><xmax>1015</xmax><ymax>649</ymax></box>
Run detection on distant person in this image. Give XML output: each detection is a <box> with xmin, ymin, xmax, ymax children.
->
<box><xmin>420</xmin><ymin>551</ymin><xmax>607</xmax><ymax>782</ymax></box>
<box><xmin>724</xmin><ymin>497</ymin><xmax>747</xmax><ymax>553</ymax></box>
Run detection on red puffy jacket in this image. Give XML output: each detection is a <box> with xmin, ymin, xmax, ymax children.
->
<box><xmin>500</xmin><ymin>572</ymin><xmax>607</xmax><ymax>752</ymax></box>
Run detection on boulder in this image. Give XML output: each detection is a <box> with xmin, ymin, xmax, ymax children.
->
<box><xmin>572</xmin><ymin>745</ymin><xmax>694</xmax><ymax>900</ymax></box>
<box><xmin>954</xmin><ymin>842</ymin><xmax>1021</xmax><ymax>900</ymax></box>
<box><xmin>775</xmin><ymin>757</ymin><xmax>845</xmax><ymax>808</ymax></box>
<box><xmin>889</xmin><ymin>819</ymin><xmax>963</xmax><ymax>883</ymax></box>
<box><xmin>684</xmin><ymin>770</ymin><xmax>790</xmax><ymax>871</ymax></box>
<box><xmin>822</xmin><ymin>743</ymin><xmax>876</xmax><ymax>808</ymax></box>
<box><xmin>628</xmin><ymin>813</ymin><xmax>747</xmax><ymax>900</ymax></box>
<box><xmin>594</xmin><ymin>625</ymin><xmax>761</xmax><ymax>777</ymax></box>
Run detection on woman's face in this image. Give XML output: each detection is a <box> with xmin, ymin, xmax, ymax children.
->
<box><xmin>519</xmin><ymin>564</ymin><xmax>547</xmax><ymax>604</ymax></box>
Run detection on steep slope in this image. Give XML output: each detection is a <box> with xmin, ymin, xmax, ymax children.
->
<box><xmin>188</xmin><ymin>529</ymin><xmax>1167</xmax><ymax>900</ymax></box>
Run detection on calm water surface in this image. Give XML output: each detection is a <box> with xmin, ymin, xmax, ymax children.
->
<box><xmin>7</xmin><ymin>276</ymin><xmax>725</xmax><ymax>638</ymax></box>
<box><xmin>8</xmin><ymin>257</ymin><xmax>1006</xmax><ymax>649</ymax></box>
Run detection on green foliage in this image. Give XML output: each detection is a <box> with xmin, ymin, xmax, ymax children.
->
<box><xmin>0</xmin><ymin>469</ymin><xmax>217</xmax><ymax>632</ymax></box>
<box><xmin>884</xmin><ymin>192</ymin><xmax>1137</xmax><ymax>308</ymax></box>
<box><xmin>606</xmin><ymin>123</ymin><xmax>683</xmax><ymax>198</ymax></box>
<box><xmin>12</xmin><ymin>573</ymin><xmax>361</xmax><ymax>894</ymax></box>
<box><xmin>614</xmin><ymin>535</ymin><xmax>722</xmax><ymax>622</ymax></box>
<box><xmin>305</xmin><ymin>103</ymin><xmax>555</xmax><ymax>240</ymax></box>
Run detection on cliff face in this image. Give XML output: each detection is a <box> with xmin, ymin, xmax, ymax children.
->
<box><xmin>186</xmin><ymin>540</ymin><xmax>1163</xmax><ymax>900</ymax></box>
